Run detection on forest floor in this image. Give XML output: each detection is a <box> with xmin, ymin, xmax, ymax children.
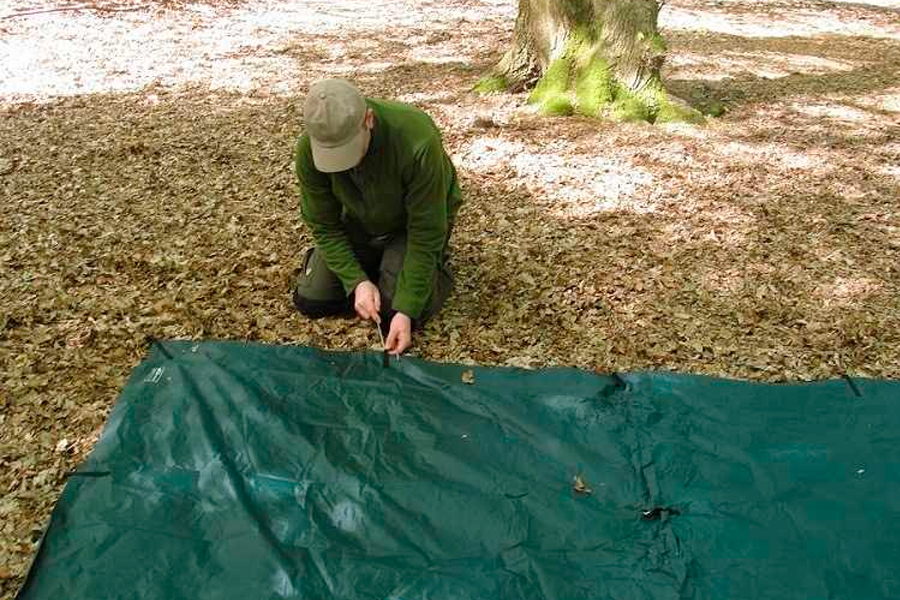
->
<box><xmin>1</xmin><ymin>0</ymin><xmax>899</xmax><ymax>593</ymax></box>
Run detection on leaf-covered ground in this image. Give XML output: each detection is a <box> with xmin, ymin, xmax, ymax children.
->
<box><xmin>1</xmin><ymin>0</ymin><xmax>899</xmax><ymax>593</ymax></box>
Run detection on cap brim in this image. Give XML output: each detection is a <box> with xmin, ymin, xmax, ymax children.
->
<box><xmin>310</xmin><ymin>127</ymin><xmax>367</xmax><ymax>173</ymax></box>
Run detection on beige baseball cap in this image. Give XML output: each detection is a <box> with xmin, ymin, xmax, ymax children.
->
<box><xmin>303</xmin><ymin>79</ymin><xmax>368</xmax><ymax>173</ymax></box>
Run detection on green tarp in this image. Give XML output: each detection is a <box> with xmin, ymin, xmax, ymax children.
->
<box><xmin>16</xmin><ymin>340</ymin><xmax>900</xmax><ymax>599</ymax></box>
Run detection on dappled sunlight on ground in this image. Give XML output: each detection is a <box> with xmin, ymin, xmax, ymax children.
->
<box><xmin>854</xmin><ymin>86</ymin><xmax>900</xmax><ymax>112</ymax></box>
<box><xmin>663</xmin><ymin>0</ymin><xmax>900</xmax><ymax>39</ymax></box>
<box><xmin>715</xmin><ymin>137</ymin><xmax>832</xmax><ymax>170</ymax></box>
<box><xmin>793</xmin><ymin>100</ymin><xmax>876</xmax><ymax>121</ymax></box>
<box><xmin>816</xmin><ymin>276</ymin><xmax>884</xmax><ymax>307</ymax></box>
<box><xmin>0</xmin><ymin>0</ymin><xmax>513</xmax><ymax>101</ymax></box>
<box><xmin>879</xmin><ymin>164</ymin><xmax>900</xmax><ymax>181</ymax></box>
<box><xmin>668</xmin><ymin>50</ymin><xmax>856</xmax><ymax>81</ymax></box>
<box><xmin>456</xmin><ymin>136</ymin><xmax>658</xmax><ymax>216</ymax></box>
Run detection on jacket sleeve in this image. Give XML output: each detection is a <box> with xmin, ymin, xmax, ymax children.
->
<box><xmin>392</xmin><ymin>137</ymin><xmax>450</xmax><ymax>319</ymax></box>
<box><xmin>296</xmin><ymin>139</ymin><xmax>368</xmax><ymax>295</ymax></box>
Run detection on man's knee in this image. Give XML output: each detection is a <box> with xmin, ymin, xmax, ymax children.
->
<box><xmin>376</xmin><ymin>238</ymin><xmax>405</xmax><ymax>316</ymax></box>
<box><xmin>379</xmin><ymin>237</ymin><xmax>406</xmax><ymax>278</ymax></box>
<box><xmin>292</xmin><ymin>248</ymin><xmax>350</xmax><ymax>318</ymax></box>
<box><xmin>292</xmin><ymin>287</ymin><xmax>349</xmax><ymax>318</ymax></box>
<box><xmin>376</xmin><ymin>236</ymin><xmax>454</xmax><ymax>327</ymax></box>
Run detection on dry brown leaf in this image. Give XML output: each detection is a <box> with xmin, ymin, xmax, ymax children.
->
<box><xmin>573</xmin><ymin>474</ymin><xmax>592</xmax><ymax>495</ymax></box>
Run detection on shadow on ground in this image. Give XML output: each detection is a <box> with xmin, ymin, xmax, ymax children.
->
<box><xmin>664</xmin><ymin>32</ymin><xmax>900</xmax><ymax>114</ymax></box>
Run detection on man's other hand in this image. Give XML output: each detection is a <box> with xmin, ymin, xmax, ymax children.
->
<box><xmin>385</xmin><ymin>312</ymin><xmax>412</xmax><ymax>355</ymax></box>
<box><xmin>353</xmin><ymin>280</ymin><xmax>381</xmax><ymax>322</ymax></box>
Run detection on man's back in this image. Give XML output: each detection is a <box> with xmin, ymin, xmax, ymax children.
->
<box><xmin>296</xmin><ymin>98</ymin><xmax>462</xmax><ymax>239</ymax></box>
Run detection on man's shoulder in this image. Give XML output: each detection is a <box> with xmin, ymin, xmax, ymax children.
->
<box><xmin>368</xmin><ymin>98</ymin><xmax>427</xmax><ymax>118</ymax></box>
<box><xmin>295</xmin><ymin>132</ymin><xmax>314</xmax><ymax>166</ymax></box>
<box><xmin>369</xmin><ymin>99</ymin><xmax>436</xmax><ymax>133</ymax></box>
<box><xmin>295</xmin><ymin>133</ymin><xmax>324</xmax><ymax>181</ymax></box>
<box><xmin>296</xmin><ymin>131</ymin><xmax>312</xmax><ymax>154</ymax></box>
<box><xmin>369</xmin><ymin>98</ymin><xmax>441</xmax><ymax>158</ymax></box>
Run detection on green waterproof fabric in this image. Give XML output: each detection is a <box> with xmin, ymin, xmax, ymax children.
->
<box><xmin>16</xmin><ymin>340</ymin><xmax>900</xmax><ymax>600</ymax></box>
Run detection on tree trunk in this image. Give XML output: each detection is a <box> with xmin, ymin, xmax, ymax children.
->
<box><xmin>477</xmin><ymin>0</ymin><xmax>700</xmax><ymax>123</ymax></box>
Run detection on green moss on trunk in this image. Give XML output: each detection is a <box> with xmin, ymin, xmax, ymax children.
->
<box><xmin>642</xmin><ymin>83</ymin><xmax>704</xmax><ymax>124</ymax></box>
<box><xmin>528</xmin><ymin>31</ymin><xmax>611</xmax><ymax>117</ymax></box>
<box><xmin>474</xmin><ymin>75</ymin><xmax>509</xmax><ymax>94</ymax></box>
<box><xmin>527</xmin><ymin>56</ymin><xmax>574</xmax><ymax>115</ymax></box>
<box><xmin>611</xmin><ymin>89</ymin><xmax>650</xmax><ymax>122</ymax></box>
<box><xmin>640</xmin><ymin>31</ymin><xmax>666</xmax><ymax>53</ymax></box>
<box><xmin>574</xmin><ymin>54</ymin><xmax>612</xmax><ymax>117</ymax></box>
<box><xmin>655</xmin><ymin>97</ymin><xmax>705</xmax><ymax>124</ymax></box>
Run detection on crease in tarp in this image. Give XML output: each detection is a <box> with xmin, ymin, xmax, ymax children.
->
<box><xmin>147</xmin><ymin>337</ymin><xmax>175</xmax><ymax>360</ymax></box>
<box><xmin>181</xmin><ymin>366</ymin><xmax>304</xmax><ymax>583</ymax></box>
<box><xmin>843</xmin><ymin>374</ymin><xmax>863</xmax><ymax>397</ymax></box>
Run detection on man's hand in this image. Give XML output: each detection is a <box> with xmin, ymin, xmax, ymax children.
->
<box><xmin>353</xmin><ymin>280</ymin><xmax>381</xmax><ymax>322</ymax></box>
<box><xmin>385</xmin><ymin>312</ymin><xmax>412</xmax><ymax>355</ymax></box>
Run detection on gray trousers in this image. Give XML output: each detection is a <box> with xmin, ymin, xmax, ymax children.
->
<box><xmin>292</xmin><ymin>233</ymin><xmax>453</xmax><ymax>329</ymax></box>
